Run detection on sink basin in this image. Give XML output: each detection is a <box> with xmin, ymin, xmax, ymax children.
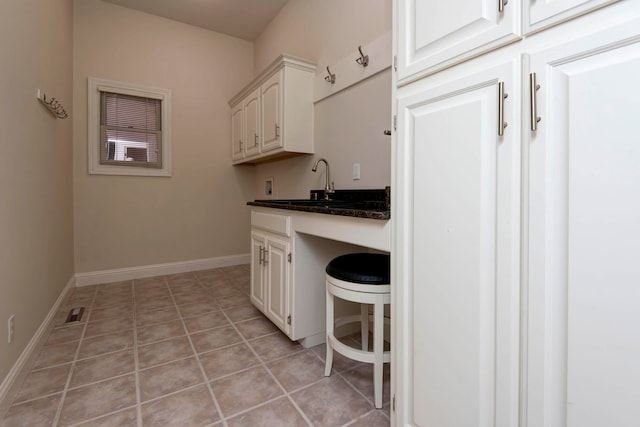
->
<box><xmin>255</xmin><ymin>199</ymin><xmax>349</xmax><ymax>207</ymax></box>
<box><xmin>254</xmin><ymin>199</ymin><xmax>386</xmax><ymax>211</ymax></box>
<box><xmin>247</xmin><ymin>188</ymin><xmax>390</xmax><ymax>220</ymax></box>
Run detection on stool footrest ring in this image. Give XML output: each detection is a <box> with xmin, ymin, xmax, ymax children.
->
<box><xmin>327</xmin><ymin>335</ymin><xmax>391</xmax><ymax>365</ymax></box>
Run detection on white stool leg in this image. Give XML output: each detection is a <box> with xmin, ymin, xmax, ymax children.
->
<box><xmin>373</xmin><ymin>295</ymin><xmax>384</xmax><ymax>408</ymax></box>
<box><xmin>361</xmin><ymin>303</ymin><xmax>369</xmax><ymax>351</ymax></box>
<box><xmin>324</xmin><ymin>283</ymin><xmax>334</xmax><ymax>376</ymax></box>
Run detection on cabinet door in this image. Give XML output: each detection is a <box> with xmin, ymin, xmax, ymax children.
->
<box><xmin>395</xmin><ymin>0</ymin><xmax>520</xmax><ymax>84</ymax></box>
<box><xmin>524</xmin><ymin>0</ymin><xmax>618</xmax><ymax>34</ymax></box>
<box><xmin>394</xmin><ymin>60</ymin><xmax>520</xmax><ymax>427</ymax></box>
<box><xmin>231</xmin><ymin>103</ymin><xmax>244</xmax><ymax>161</ymax></box>
<box><xmin>250</xmin><ymin>232</ymin><xmax>266</xmax><ymax>310</ymax></box>
<box><xmin>244</xmin><ymin>88</ymin><xmax>261</xmax><ymax>158</ymax></box>
<box><xmin>526</xmin><ymin>20</ymin><xmax>640</xmax><ymax>427</ymax></box>
<box><xmin>261</xmin><ymin>70</ymin><xmax>283</xmax><ymax>153</ymax></box>
<box><xmin>265</xmin><ymin>236</ymin><xmax>290</xmax><ymax>333</ymax></box>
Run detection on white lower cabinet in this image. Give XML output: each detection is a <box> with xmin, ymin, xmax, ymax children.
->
<box><xmin>263</xmin><ymin>236</ymin><xmax>289</xmax><ymax>330</ymax></box>
<box><xmin>250</xmin><ymin>208</ymin><xmax>391</xmax><ymax>347</ymax></box>
<box><xmin>250</xmin><ymin>231</ymin><xmax>267</xmax><ymax>310</ymax></box>
<box><xmin>395</xmin><ymin>60</ymin><xmax>521</xmax><ymax>427</ymax></box>
<box><xmin>250</xmin><ymin>212</ymin><xmax>292</xmax><ymax>335</ymax></box>
<box><xmin>525</xmin><ymin>19</ymin><xmax>640</xmax><ymax>427</ymax></box>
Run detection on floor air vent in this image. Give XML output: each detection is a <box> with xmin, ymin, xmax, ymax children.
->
<box><xmin>66</xmin><ymin>307</ymin><xmax>85</xmax><ymax>323</ymax></box>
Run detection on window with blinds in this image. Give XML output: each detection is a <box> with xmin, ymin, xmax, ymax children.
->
<box><xmin>100</xmin><ymin>92</ymin><xmax>162</xmax><ymax>168</ymax></box>
<box><xmin>88</xmin><ymin>77</ymin><xmax>171</xmax><ymax>177</ymax></box>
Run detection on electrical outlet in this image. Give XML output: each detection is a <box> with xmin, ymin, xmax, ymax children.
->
<box><xmin>8</xmin><ymin>315</ymin><xmax>15</xmax><ymax>344</ymax></box>
<box><xmin>265</xmin><ymin>177</ymin><xmax>274</xmax><ymax>196</ymax></box>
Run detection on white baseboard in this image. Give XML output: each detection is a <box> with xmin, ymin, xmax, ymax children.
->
<box><xmin>74</xmin><ymin>253</ymin><xmax>250</xmax><ymax>287</ymax></box>
<box><xmin>0</xmin><ymin>275</ymin><xmax>75</xmax><ymax>416</ymax></box>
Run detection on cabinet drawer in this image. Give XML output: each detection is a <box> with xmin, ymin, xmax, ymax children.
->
<box><xmin>251</xmin><ymin>211</ymin><xmax>291</xmax><ymax>237</ymax></box>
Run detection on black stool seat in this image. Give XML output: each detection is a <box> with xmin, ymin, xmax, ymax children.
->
<box><xmin>326</xmin><ymin>253</ymin><xmax>390</xmax><ymax>284</ymax></box>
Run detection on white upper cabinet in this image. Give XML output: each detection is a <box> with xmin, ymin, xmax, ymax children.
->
<box><xmin>230</xmin><ymin>87</ymin><xmax>260</xmax><ymax>161</ymax></box>
<box><xmin>395</xmin><ymin>0</ymin><xmax>626</xmax><ymax>85</ymax></box>
<box><xmin>230</xmin><ymin>102</ymin><xmax>243</xmax><ymax>161</ymax></box>
<box><xmin>525</xmin><ymin>18</ymin><xmax>640</xmax><ymax>427</ymax></box>
<box><xmin>260</xmin><ymin>71</ymin><xmax>282</xmax><ymax>153</ymax></box>
<box><xmin>229</xmin><ymin>55</ymin><xmax>315</xmax><ymax>165</ymax></box>
<box><xmin>524</xmin><ymin>0</ymin><xmax>620</xmax><ymax>35</ymax></box>
<box><xmin>395</xmin><ymin>0</ymin><xmax>520</xmax><ymax>84</ymax></box>
<box><xmin>244</xmin><ymin>88</ymin><xmax>261</xmax><ymax>158</ymax></box>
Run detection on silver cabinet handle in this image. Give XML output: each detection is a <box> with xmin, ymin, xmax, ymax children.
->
<box><xmin>530</xmin><ymin>73</ymin><xmax>541</xmax><ymax>131</ymax></box>
<box><xmin>498</xmin><ymin>81</ymin><xmax>508</xmax><ymax>136</ymax></box>
<box><xmin>254</xmin><ymin>133</ymin><xmax>259</xmax><ymax>146</ymax></box>
<box><xmin>239</xmin><ymin>140</ymin><xmax>243</xmax><ymax>150</ymax></box>
<box><xmin>263</xmin><ymin>248</ymin><xmax>268</xmax><ymax>265</ymax></box>
<box><xmin>275</xmin><ymin>124</ymin><xmax>280</xmax><ymax>138</ymax></box>
<box><xmin>499</xmin><ymin>0</ymin><xmax>509</xmax><ymax>13</ymax></box>
<box><xmin>259</xmin><ymin>246</ymin><xmax>264</xmax><ymax>265</ymax></box>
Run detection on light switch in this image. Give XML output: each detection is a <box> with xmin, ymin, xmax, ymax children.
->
<box><xmin>353</xmin><ymin>163</ymin><xmax>361</xmax><ymax>180</ymax></box>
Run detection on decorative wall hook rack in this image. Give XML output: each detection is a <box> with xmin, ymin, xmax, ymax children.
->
<box><xmin>324</xmin><ymin>66</ymin><xmax>336</xmax><ymax>84</ymax></box>
<box><xmin>355</xmin><ymin>45</ymin><xmax>369</xmax><ymax>67</ymax></box>
<box><xmin>37</xmin><ymin>89</ymin><xmax>69</xmax><ymax>119</ymax></box>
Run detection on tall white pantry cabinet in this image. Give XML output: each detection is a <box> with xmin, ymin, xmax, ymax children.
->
<box><xmin>391</xmin><ymin>1</ymin><xmax>640</xmax><ymax>426</ymax></box>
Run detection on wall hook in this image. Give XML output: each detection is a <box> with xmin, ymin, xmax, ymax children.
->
<box><xmin>37</xmin><ymin>89</ymin><xmax>69</xmax><ymax>119</ymax></box>
<box><xmin>355</xmin><ymin>45</ymin><xmax>369</xmax><ymax>67</ymax></box>
<box><xmin>324</xmin><ymin>66</ymin><xmax>336</xmax><ymax>84</ymax></box>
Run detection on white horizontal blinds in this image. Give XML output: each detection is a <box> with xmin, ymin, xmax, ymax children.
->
<box><xmin>100</xmin><ymin>91</ymin><xmax>162</xmax><ymax>168</ymax></box>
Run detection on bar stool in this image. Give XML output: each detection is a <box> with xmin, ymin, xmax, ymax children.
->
<box><xmin>324</xmin><ymin>253</ymin><xmax>390</xmax><ymax>408</ymax></box>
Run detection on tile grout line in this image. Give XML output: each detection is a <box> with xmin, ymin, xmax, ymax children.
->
<box><xmin>132</xmin><ymin>279</ymin><xmax>144</xmax><ymax>427</ymax></box>
<box><xmin>200</xmin><ymin>271</ymin><xmax>260</xmax><ymax>426</ymax></box>
<box><xmin>64</xmin><ymin>280</ymin><xmax>162</xmax><ymax>427</ymax></box>
<box><xmin>3</xmin><ymin>266</ymin><xmax>391</xmax><ymax>426</ymax></box>
<box><xmin>213</xmin><ymin>287</ymin><xmax>314</xmax><ymax>426</ymax></box>
<box><xmin>198</xmin><ymin>274</ymin><xmax>305</xmax><ymax>425</ymax></box>
<box><xmin>259</xmin><ymin>352</ymin><xmax>315</xmax><ymax>426</ymax></box>
<box><xmin>212</xmin><ymin>267</ymin><xmax>384</xmax><ymax>426</ymax></box>
<box><xmin>170</xmin><ymin>273</ymin><xmax>228</xmax><ymax>427</ymax></box>
<box><xmin>65</xmin><ymin>406</ymin><xmax>137</xmax><ymax>427</ymax></box>
<box><xmin>306</xmin><ymin>334</ymin><xmax>392</xmax><ymax>422</ymax></box>
<box><xmin>50</xmin><ymin>284</ymin><xmax>99</xmax><ymax>426</ymax></box>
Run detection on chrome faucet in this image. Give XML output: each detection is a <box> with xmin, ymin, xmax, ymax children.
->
<box><xmin>312</xmin><ymin>158</ymin><xmax>335</xmax><ymax>200</ymax></box>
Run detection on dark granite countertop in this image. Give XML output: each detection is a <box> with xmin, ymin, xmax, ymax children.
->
<box><xmin>247</xmin><ymin>188</ymin><xmax>390</xmax><ymax>220</ymax></box>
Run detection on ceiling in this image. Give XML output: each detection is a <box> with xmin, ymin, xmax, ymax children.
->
<box><xmin>102</xmin><ymin>0</ymin><xmax>289</xmax><ymax>41</ymax></box>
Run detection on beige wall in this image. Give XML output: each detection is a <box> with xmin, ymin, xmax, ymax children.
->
<box><xmin>0</xmin><ymin>0</ymin><xmax>391</xmax><ymax>393</ymax></box>
<box><xmin>253</xmin><ymin>70</ymin><xmax>392</xmax><ymax>198</ymax></box>
<box><xmin>254</xmin><ymin>0</ymin><xmax>392</xmax><ymax>76</ymax></box>
<box><xmin>73</xmin><ymin>0</ymin><xmax>255</xmax><ymax>273</ymax></box>
<box><xmin>0</xmin><ymin>0</ymin><xmax>74</xmax><ymax>383</ymax></box>
<box><xmin>252</xmin><ymin>0</ymin><xmax>392</xmax><ymax>198</ymax></box>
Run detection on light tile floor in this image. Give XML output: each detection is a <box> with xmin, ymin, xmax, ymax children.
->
<box><xmin>0</xmin><ymin>265</ymin><xmax>390</xmax><ymax>426</ymax></box>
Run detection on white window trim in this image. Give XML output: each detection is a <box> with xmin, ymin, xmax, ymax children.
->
<box><xmin>88</xmin><ymin>77</ymin><xmax>172</xmax><ymax>176</ymax></box>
